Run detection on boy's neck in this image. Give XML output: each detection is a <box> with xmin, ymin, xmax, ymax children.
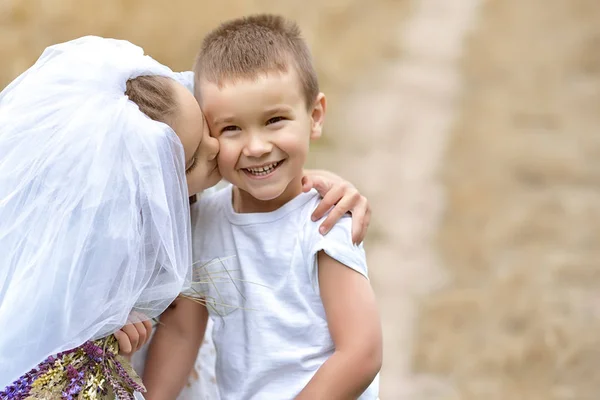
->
<box><xmin>232</xmin><ymin>176</ymin><xmax>304</xmax><ymax>214</ymax></box>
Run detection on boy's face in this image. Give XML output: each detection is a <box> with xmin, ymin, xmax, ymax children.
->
<box><xmin>199</xmin><ymin>68</ymin><xmax>325</xmax><ymax>211</ymax></box>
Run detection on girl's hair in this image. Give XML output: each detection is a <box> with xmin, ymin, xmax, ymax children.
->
<box><xmin>125</xmin><ymin>75</ymin><xmax>177</xmax><ymax>124</ymax></box>
<box><xmin>126</xmin><ymin>75</ymin><xmax>197</xmax><ymax>204</ymax></box>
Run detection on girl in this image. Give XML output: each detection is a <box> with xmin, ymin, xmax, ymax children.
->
<box><xmin>0</xmin><ymin>36</ymin><xmax>201</xmax><ymax>398</ymax></box>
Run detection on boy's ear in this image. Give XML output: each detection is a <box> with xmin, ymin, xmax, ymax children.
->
<box><xmin>310</xmin><ymin>93</ymin><xmax>326</xmax><ymax>140</ymax></box>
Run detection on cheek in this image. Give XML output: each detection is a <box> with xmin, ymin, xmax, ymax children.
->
<box><xmin>279</xmin><ymin>128</ymin><xmax>311</xmax><ymax>155</ymax></box>
<box><xmin>216</xmin><ymin>139</ymin><xmax>238</xmax><ymax>168</ymax></box>
<box><xmin>207</xmin><ymin>135</ymin><xmax>220</xmax><ymax>155</ymax></box>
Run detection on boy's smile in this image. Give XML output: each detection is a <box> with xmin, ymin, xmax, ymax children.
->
<box><xmin>199</xmin><ymin>68</ymin><xmax>326</xmax><ymax>213</ymax></box>
<box><xmin>242</xmin><ymin>160</ymin><xmax>284</xmax><ymax>178</ymax></box>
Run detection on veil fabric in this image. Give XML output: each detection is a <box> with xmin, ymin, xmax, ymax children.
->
<box><xmin>0</xmin><ymin>36</ymin><xmax>192</xmax><ymax>388</ymax></box>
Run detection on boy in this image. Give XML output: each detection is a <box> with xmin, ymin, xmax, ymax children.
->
<box><xmin>144</xmin><ymin>14</ymin><xmax>382</xmax><ymax>399</ymax></box>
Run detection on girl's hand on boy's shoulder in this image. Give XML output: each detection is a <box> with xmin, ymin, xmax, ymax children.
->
<box><xmin>302</xmin><ymin>169</ymin><xmax>371</xmax><ymax>244</ymax></box>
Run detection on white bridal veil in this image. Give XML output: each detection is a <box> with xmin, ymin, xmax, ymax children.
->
<box><xmin>0</xmin><ymin>36</ymin><xmax>192</xmax><ymax>388</ymax></box>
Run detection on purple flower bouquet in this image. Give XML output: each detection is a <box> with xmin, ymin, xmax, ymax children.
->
<box><xmin>0</xmin><ymin>335</ymin><xmax>144</xmax><ymax>400</ymax></box>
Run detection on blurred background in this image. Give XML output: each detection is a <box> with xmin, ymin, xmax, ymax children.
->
<box><xmin>2</xmin><ymin>0</ymin><xmax>599</xmax><ymax>398</ymax></box>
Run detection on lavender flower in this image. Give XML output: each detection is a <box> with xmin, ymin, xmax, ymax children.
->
<box><xmin>1</xmin><ymin>335</ymin><xmax>145</xmax><ymax>400</ymax></box>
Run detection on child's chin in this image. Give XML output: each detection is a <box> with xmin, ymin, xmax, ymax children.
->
<box><xmin>248</xmin><ymin>187</ymin><xmax>285</xmax><ymax>202</ymax></box>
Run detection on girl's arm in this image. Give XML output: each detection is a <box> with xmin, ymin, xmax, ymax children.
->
<box><xmin>295</xmin><ymin>251</ymin><xmax>382</xmax><ymax>399</ymax></box>
<box><xmin>143</xmin><ymin>297</ymin><xmax>209</xmax><ymax>400</ymax></box>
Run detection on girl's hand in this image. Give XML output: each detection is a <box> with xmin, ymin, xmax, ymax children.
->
<box><xmin>114</xmin><ymin>312</ymin><xmax>153</xmax><ymax>357</ymax></box>
<box><xmin>302</xmin><ymin>170</ymin><xmax>371</xmax><ymax>244</ymax></box>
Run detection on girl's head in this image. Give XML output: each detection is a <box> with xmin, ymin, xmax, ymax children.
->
<box><xmin>125</xmin><ymin>75</ymin><xmax>220</xmax><ymax>195</ymax></box>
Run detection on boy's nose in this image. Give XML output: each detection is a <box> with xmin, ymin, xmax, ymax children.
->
<box><xmin>243</xmin><ymin>134</ymin><xmax>272</xmax><ymax>158</ymax></box>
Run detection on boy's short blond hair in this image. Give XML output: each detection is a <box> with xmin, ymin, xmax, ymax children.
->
<box><xmin>193</xmin><ymin>14</ymin><xmax>319</xmax><ymax>108</ymax></box>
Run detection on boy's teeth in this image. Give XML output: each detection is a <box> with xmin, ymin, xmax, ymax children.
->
<box><xmin>246</xmin><ymin>161</ymin><xmax>280</xmax><ymax>175</ymax></box>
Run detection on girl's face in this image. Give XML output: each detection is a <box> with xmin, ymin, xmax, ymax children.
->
<box><xmin>170</xmin><ymin>81</ymin><xmax>221</xmax><ymax>195</ymax></box>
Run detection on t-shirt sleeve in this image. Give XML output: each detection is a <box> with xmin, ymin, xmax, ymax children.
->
<box><xmin>307</xmin><ymin>215</ymin><xmax>369</xmax><ymax>295</ymax></box>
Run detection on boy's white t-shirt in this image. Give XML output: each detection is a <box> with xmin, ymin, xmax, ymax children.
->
<box><xmin>191</xmin><ymin>184</ymin><xmax>379</xmax><ymax>400</ymax></box>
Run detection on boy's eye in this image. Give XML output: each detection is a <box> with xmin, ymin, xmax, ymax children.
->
<box><xmin>221</xmin><ymin>125</ymin><xmax>241</xmax><ymax>134</ymax></box>
<box><xmin>266</xmin><ymin>116</ymin><xmax>285</xmax><ymax>125</ymax></box>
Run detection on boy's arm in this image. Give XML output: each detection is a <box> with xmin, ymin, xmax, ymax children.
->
<box><xmin>143</xmin><ymin>296</ymin><xmax>209</xmax><ymax>400</ymax></box>
<box><xmin>295</xmin><ymin>251</ymin><xmax>382</xmax><ymax>400</ymax></box>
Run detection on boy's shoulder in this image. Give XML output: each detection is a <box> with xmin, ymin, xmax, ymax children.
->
<box><xmin>301</xmin><ymin>192</ymin><xmax>368</xmax><ymax>287</ymax></box>
<box><xmin>190</xmin><ymin>186</ymin><xmax>355</xmax><ymax>249</ymax></box>
<box><xmin>190</xmin><ymin>183</ymin><xmax>231</xmax><ymax>227</ymax></box>
<box><xmin>307</xmin><ymin>213</ymin><xmax>354</xmax><ymax>249</ymax></box>
<box><xmin>196</xmin><ymin>182</ymin><xmax>231</xmax><ymax>206</ymax></box>
<box><xmin>295</xmin><ymin>191</ymin><xmax>355</xmax><ymax>250</ymax></box>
